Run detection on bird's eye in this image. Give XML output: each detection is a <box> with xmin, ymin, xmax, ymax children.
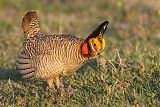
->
<box><xmin>93</xmin><ymin>43</ymin><xmax>96</xmax><ymax>46</ymax></box>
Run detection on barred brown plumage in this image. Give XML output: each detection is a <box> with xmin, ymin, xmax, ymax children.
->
<box><xmin>16</xmin><ymin>11</ymin><xmax>109</xmax><ymax>90</ymax></box>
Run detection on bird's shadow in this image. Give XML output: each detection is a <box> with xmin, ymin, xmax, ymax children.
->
<box><xmin>78</xmin><ymin>59</ymin><xmax>98</xmax><ymax>74</ymax></box>
<box><xmin>0</xmin><ymin>68</ymin><xmax>22</xmax><ymax>81</ymax></box>
<box><xmin>0</xmin><ymin>68</ymin><xmax>47</xmax><ymax>87</ymax></box>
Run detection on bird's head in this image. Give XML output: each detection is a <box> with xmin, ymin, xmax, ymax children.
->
<box><xmin>81</xmin><ymin>21</ymin><xmax>109</xmax><ymax>57</ymax></box>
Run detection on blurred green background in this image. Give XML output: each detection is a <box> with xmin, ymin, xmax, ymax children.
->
<box><xmin>0</xmin><ymin>0</ymin><xmax>159</xmax><ymax>106</ymax></box>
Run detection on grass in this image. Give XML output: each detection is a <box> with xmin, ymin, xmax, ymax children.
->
<box><xmin>0</xmin><ymin>0</ymin><xmax>160</xmax><ymax>106</ymax></box>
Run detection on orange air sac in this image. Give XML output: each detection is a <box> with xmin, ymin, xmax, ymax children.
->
<box><xmin>82</xmin><ymin>43</ymin><xmax>89</xmax><ymax>55</ymax></box>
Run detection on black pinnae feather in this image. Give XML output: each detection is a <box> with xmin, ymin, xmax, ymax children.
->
<box><xmin>85</xmin><ymin>21</ymin><xmax>109</xmax><ymax>42</ymax></box>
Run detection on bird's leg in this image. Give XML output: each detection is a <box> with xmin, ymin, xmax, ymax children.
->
<box><xmin>47</xmin><ymin>79</ymin><xmax>54</xmax><ymax>93</ymax></box>
<box><xmin>55</xmin><ymin>76</ymin><xmax>60</xmax><ymax>89</ymax></box>
<box><xmin>55</xmin><ymin>76</ymin><xmax>64</xmax><ymax>99</ymax></box>
<box><xmin>55</xmin><ymin>76</ymin><xmax>64</xmax><ymax>89</ymax></box>
<box><xmin>47</xmin><ymin>79</ymin><xmax>54</xmax><ymax>88</ymax></box>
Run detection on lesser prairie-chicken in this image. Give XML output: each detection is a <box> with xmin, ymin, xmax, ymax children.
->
<box><xmin>16</xmin><ymin>11</ymin><xmax>109</xmax><ymax>89</ymax></box>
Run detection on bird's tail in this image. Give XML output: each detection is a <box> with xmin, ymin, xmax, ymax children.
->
<box><xmin>22</xmin><ymin>11</ymin><xmax>42</xmax><ymax>38</ymax></box>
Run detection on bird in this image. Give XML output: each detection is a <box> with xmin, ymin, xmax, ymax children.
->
<box><xmin>16</xmin><ymin>11</ymin><xmax>109</xmax><ymax>90</ymax></box>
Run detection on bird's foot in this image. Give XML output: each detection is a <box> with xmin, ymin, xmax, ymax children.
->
<box><xmin>67</xmin><ymin>84</ymin><xmax>77</xmax><ymax>95</ymax></box>
<box><xmin>47</xmin><ymin>86</ymin><xmax>55</xmax><ymax>96</ymax></box>
<box><xmin>59</xmin><ymin>81</ymin><xmax>64</xmax><ymax>89</ymax></box>
<box><xmin>57</xmin><ymin>82</ymin><xmax>64</xmax><ymax>100</ymax></box>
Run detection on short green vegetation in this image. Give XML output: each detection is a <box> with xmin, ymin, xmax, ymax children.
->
<box><xmin>0</xmin><ymin>0</ymin><xmax>159</xmax><ymax>106</ymax></box>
